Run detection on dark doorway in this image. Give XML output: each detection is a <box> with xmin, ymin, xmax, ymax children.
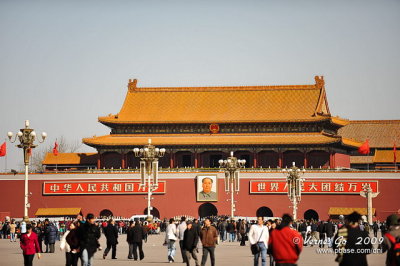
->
<box><xmin>99</xmin><ymin>209</ymin><xmax>113</xmax><ymax>218</ymax></box>
<box><xmin>304</xmin><ymin>209</ymin><xmax>319</xmax><ymax>221</ymax></box>
<box><xmin>209</xmin><ymin>155</ymin><xmax>222</xmax><ymax>168</ymax></box>
<box><xmin>144</xmin><ymin>207</ymin><xmax>160</xmax><ymax>218</ymax></box>
<box><xmin>182</xmin><ymin>155</ymin><xmax>192</xmax><ymax>167</ymax></box>
<box><xmin>198</xmin><ymin>203</ymin><xmax>218</xmax><ymax>218</ymax></box>
<box><xmin>256</xmin><ymin>206</ymin><xmax>274</xmax><ymax>218</ymax></box>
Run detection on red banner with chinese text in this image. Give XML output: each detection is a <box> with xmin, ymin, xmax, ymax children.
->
<box><xmin>250</xmin><ymin>180</ymin><xmax>378</xmax><ymax>194</ymax></box>
<box><xmin>43</xmin><ymin>181</ymin><xmax>166</xmax><ymax>195</ymax></box>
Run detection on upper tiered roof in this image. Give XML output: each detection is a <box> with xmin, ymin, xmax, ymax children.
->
<box><xmin>98</xmin><ymin>76</ymin><xmax>348</xmax><ymax>126</ymax></box>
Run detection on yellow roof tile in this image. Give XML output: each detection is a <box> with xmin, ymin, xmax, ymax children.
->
<box><xmin>42</xmin><ymin>153</ymin><xmax>98</xmax><ymax>165</ymax></box>
<box><xmin>373</xmin><ymin>149</ymin><xmax>400</xmax><ymax>163</ymax></box>
<box><xmin>328</xmin><ymin>207</ymin><xmax>375</xmax><ymax>216</ymax></box>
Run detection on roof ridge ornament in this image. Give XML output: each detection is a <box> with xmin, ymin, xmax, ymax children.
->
<box><xmin>314</xmin><ymin>75</ymin><xmax>324</xmax><ymax>89</ymax></box>
<box><xmin>128</xmin><ymin>79</ymin><xmax>138</xmax><ymax>92</ymax></box>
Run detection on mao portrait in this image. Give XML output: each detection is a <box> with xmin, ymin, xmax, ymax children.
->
<box><xmin>197</xmin><ymin>175</ymin><xmax>218</xmax><ymax>202</ymax></box>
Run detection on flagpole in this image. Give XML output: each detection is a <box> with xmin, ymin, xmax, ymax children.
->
<box><xmin>4</xmin><ymin>139</ymin><xmax>7</xmax><ymax>172</ymax></box>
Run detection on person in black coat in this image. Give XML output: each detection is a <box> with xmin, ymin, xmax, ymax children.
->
<box><xmin>324</xmin><ymin>219</ymin><xmax>335</xmax><ymax>248</ymax></box>
<box><xmin>333</xmin><ymin>211</ymin><xmax>372</xmax><ymax>266</ymax></box>
<box><xmin>317</xmin><ymin>221</ymin><xmax>325</xmax><ymax>248</ymax></box>
<box><xmin>102</xmin><ymin>219</ymin><xmax>118</xmax><ymax>260</ymax></box>
<box><xmin>46</xmin><ymin>222</ymin><xmax>58</xmax><ymax>253</ymax></box>
<box><xmin>127</xmin><ymin>220</ymin><xmax>146</xmax><ymax>261</ymax></box>
<box><xmin>183</xmin><ymin>221</ymin><xmax>199</xmax><ymax>266</ymax></box>
<box><xmin>77</xmin><ymin>213</ymin><xmax>101</xmax><ymax>266</ymax></box>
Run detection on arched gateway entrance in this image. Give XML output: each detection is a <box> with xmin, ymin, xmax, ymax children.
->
<box><xmin>198</xmin><ymin>203</ymin><xmax>218</xmax><ymax>218</ymax></box>
<box><xmin>256</xmin><ymin>206</ymin><xmax>274</xmax><ymax>217</ymax></box>
<box><xmin>144</xmin><ymin>207</ymin><xmax>160</xmax><ymax>218</ymax></box>
<box><xmin>304</xmin><ymin>209</ymin><xmax>319</xmax><ymax>221</ymax></box>
<box><xmin>99</xmin><ymin>209</ymin><xmax>113</xmax><ymax>218</ymax></box>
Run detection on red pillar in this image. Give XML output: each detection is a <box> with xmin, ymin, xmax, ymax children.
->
<box><xmin>329</xmin><ymin>152</ymin><xmax>335</xmax><ymax>168</ymax></box>
<box><xmin>170</xmin><ymin>152</ymin><xmax>174</xmax><ymax>168</ymax></box>
<box><xmin>253</xmin><ymin>152</ymin><xmax>257</xmax><ymax>168</ymax></box>
<box><xmin>278</xmin><ymin>152</ymin><xmax>283</xmax><ymax>168</ymax></box>
<box><xmin>194</xmin><ymin>152</ymin><xmax>198</xmax><ymax>168</ymax></box>
<box><xmin>304</xmin><ymin>152</ymin><xmax>308</xmax><ymax>168</ymax></box>
<box><xmin>97</xmin><ymin>154</ymin><xmax>101</xmax><ymax>169</ymax></box>
<box><xmin>121</xmin><ymin>153</ymin><xmax>126</xmax><ymax>169</ymax></box>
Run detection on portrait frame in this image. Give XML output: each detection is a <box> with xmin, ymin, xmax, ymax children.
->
<box><xmin>196</xmin><ymin>175</ymin><xmax>218</xmax><ymax>202</ymax></box>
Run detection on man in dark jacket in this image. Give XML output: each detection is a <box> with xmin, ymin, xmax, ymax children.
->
<box><xmin>333</xmin><ymin>211</ymin><xmax>372</xmax><ymax>266</ymax></box>
<box><xmin>127</xmin><ymin>220</ymin><xmax>146</xmax><ymax>261</ymax></box>
<box><xmin>78</xmin><ymin>213</ymin><xmax>101</xmax><ymax>266</ymax></box>
<box><xmin>183</xmin><ymin>221</ymin><xmax>200</xmax><ymax>266</ymax></box>
<box><xmin>324</xmin><ymin>219</ymin><xmax>335</xmax><ymax>248</ymax></box>
<box><xmin>103</xmin><ymin>219</ymin><xmax>118</xmax><ymax>260</ymax></box>
<box><xmin>317</xmin><ymin>221</ymin><xmax>325</xmax><ymax>248</ymax></box>
<box><xmin>45</xmin><ymin>222</ymin><xmax>58</xmax><ymax>253</ymax></box>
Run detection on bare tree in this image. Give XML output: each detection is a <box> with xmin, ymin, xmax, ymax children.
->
<box><xmin>28</xmin><ymin>136</ymin><xmax>83</xmax><ymax>172</ymax></box>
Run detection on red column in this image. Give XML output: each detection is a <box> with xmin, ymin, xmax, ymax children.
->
<box><xmin>97</xmin><ymin>153</ymin><xmax>101</xmax><ymax>169</ymax></box>
<box><xmin>253</xmin><ymin>152</ymin><xmax>257</xmax><ymax>168</ymax></box>
<box><xmin>304</xmin><ymin>152</ymin><xmax>308</xmax><ymax>168</ymax></box>
<box><xmin>194</xmin><ymin>152</ymin><xmax>198</xmax><ymax>168</ymax></box>
<box><xmin>329</xmin><ymin>152</ymin><xmax>335</xmax><ymax>168</ymax></box>
<box><xmin>278</xmin><ymin>152</ymin><xmax>283</xmax><ymax>168</ymax></box>
<box><xmin>170</xmin><ymin>152</ymin><xmax>174</xmax><ymax>168</ymax></box>
<box><xmin>121</xmin><ymin>153</ymin><xmax>126</xmax><ymax>169</ymax></box>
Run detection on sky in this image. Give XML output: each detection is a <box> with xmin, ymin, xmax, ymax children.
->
<box><xmin>0</xmin><ymin>0</ymin><xmax>399</xmax><ymax>171</ymax></box>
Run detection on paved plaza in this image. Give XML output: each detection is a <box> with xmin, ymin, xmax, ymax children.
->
<box><xmin>0</xmin><ymin>232</ymin><xmax>386</xmax><ymax>266</ymax></box>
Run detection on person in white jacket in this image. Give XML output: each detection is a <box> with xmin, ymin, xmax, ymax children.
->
<box><xmin>249</xmin><ymin>217</ymin><xmax>269</xmax><ymax>266</ymax></box>
<box><xmin>165</xmin><ymin>218</ymin><xmax>178</xmax><ymax>263</ymax></box>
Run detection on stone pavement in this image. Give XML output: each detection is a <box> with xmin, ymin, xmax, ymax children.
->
<box><xmin>0</xmin><ymin>233</ymin><xmax>386</xmax><ymax>266</ymax></box>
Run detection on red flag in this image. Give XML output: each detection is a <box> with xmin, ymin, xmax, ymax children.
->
<box><xmin>0</xmin><ymin>142</ymin><xmax>6</xmax><ymax>157</ymax></box>
<box><xmin>358</xmin><ymin>139</ymin><xmax>370</xmax><ymax>155</ymax></box>
<box><xmin>394</xmin><ymin>143</ymin><xmax>397</xmax><ymax>163</ymax></box>
<box><xmin>53</xmin><ymin>141</ymin><xmax>59</xmax><ymax>156</ymax></box>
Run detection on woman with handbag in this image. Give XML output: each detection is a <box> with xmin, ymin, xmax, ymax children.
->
<box><xmin>249</xmin><ymin>217</ymin><xmax>269</xmax><ymax>266</ymax></box>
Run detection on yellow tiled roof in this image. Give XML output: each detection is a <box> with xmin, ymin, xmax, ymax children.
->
<box><xmin>42</xmin><ymin>153</ymin><xmax>98</xmax><ymax>165</ymax></box>
<box><xmin>339</xmin><ymin>120</ymin><xmax>400</xmax><ymax>148</ymax></box>
<box><xmin>98</xmin><ymin>78</ymin><xmax>337</xmax><ymax>124</ymax></box>
<box><xmin>35</xmin><ymin>208</ymin><xmax>82</xmax><ymax>216</ymax></box>
<box><xmin>350</xmin><ymin>156</ymin><xmax>374</xmax><ymax>164</ymax></box>
<box><xmin>328</xmin><ymin>207</ymin><xmax>375</xmax><ymax>216</ymax></box>
<box><xmin>374</xmin><ymin>149</ymin><xmax>400</xmax><ymax>163</ymax></box>
<box><xmin>83</xmin><ymin>132</ymin><xmax>361</xmax><ymax>148</ymax></box>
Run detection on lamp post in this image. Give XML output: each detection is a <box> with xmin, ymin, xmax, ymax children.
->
<box><xmin>133</xmin><ymin>139</ymin><xmax>165</xmax><ymax>218</ymax></box>
<box><xmin>219</xmin><ymin>151</ymin><xmax>246</xmax><ymax>218</ymax></box>
<box><xmin>282</xmin><ymin>162</ymin><xmax>305</xmax><ymax>221</ymax></box>
<box><xmin>360</xmin><ymin>186</ymin><xmax>379</xmax><ymax>225</ymax></box>
<box><xmin>7</xmin><ymin>120</ymin><xmax>46</xmax><ymax>217</ymax></box>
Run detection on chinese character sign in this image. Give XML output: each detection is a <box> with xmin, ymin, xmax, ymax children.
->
<box><xmin>43</xmin><ymin>181</ymin><xmax>166</xmax><ymax>195</ymax></box>
<box><xmin>250</xmin><ymin>180</ymin><xmax>378</xmax><ymax>194</ymax></box>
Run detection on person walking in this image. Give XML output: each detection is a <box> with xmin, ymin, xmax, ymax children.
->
<box><xmin>218</xmin><ymin>218</ymin><xmax>228</xmax><ymax>242</ymax></box>
<box><xmin>166</xmin><ymin>218</ymin><xmax>178</xmax><ymax>263</ymax></box>
<box><xmin>332</xmin><ymin>211</ymin><xmax>372</xmax><ymax>266</ymax></box>
<box><xmin>200</xmin><ymin>218</ymin><xmax>218</xmax><ymax>266</ymax></box>
<box><xmin>10</xmin><ymin>220</ymin><xmax>17</xmax><ymax>242</ymax></box>
<box><xmin>60</xmin><ymin>222</ymin><xmax>80</xmax><ymax>266</ymax></box>
<box><xmin>324</xmin><ymin>219</ymin><xmax>335</xmax><ymax>248</ymax></box>
<box><xmin>227</xmin><ymin>220</ymin><xmax>236</xmax><ymax>242</ymax></box>
<box><xmin>372</xmin><ymin>222</ymin><xmax>379</xmax><ymax>238</ymax></box>
<box><xmin>382</xmin><ymin>214</ymin><xmax>400</xmax><ymax>266</ymax></box>
<box><xmin>269</xmin><ymin>214</ymin><xmax>303</xmax><ymax>266</ymax></box>
<box><xmin>183</xmin><ymin>221</ymin><xmax>200</xmax><ymax>266</ymax></box>
<box><xmin>239</xmin><ymin>220</ymin><xmax>249</xmax><ymax>246</ymax></box>
<box><xmin>127</xmin><ymin>220</ymin><xmax>146</xmax><ymax>261</ymax></box>
<box><xmin>20</xmin><ymin>224</ymin><xmax>41</xmax><ymax>266</ymax></box>
<box><xmin>46</xmin><ymin>222</ymin><xmax>58</xmax><ymax>253</ymax></box>
<box><xmin>249</xmin><ymin>217</ymin><xmax>269</xmax><ymax>266</ymax></box>
<box><xmin>178</xmin><ymin>216</ymin><xmax>188</xmax><ymax>263</ymax></box>
<box><xmin>78</xmin><ymin>213</ymin><xmax>101</xmax><ymax>266</ymax></box>
<box><xmin>102</xmin><ymin>219</ymin><xmax>118</xmax><ymax>260</ymax></box>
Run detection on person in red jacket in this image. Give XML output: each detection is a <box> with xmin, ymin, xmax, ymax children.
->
<box><xmin>20</xmin><ymin>224</ymin><xmax>41</xmax><ymax>266</ymax></box>
<box><xmin>268</xmin><ymin>214</ymin><xmax>303</xmax><ymax>266</ymax></box>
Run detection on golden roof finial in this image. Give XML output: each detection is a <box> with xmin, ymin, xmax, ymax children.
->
<box><xmin>128</xmin><ymin>79</ymin><xmax>138</xmax><ymax>91</ymax></box>
<box><xmin>314</xmin><ymin>75</ymin><xmax>324</xmax><ymax>89</ymax></box>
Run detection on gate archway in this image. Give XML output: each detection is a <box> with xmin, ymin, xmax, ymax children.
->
<box><xmin>198</xmin><ymin>203</ymin><xmax>218</xmax><ymax>218</ymax></box>
<box><xmin>304</xmin><ymin>209</ymin><xmax>319</xmax><ymax>221</ymax></box>
<box><xmin>144</xmin><ymin>207</ymin><xmax>160</xmax><ymax>218</ymax></box>
<box><xmin>99</xmin><ymin>209</ymin><xmax>113</xmax><ymax>218</ymax></box>
<box><xmin>256</xmin><ymin>206</ymin><xmax>274</xmax><ymax>218</ymax></box>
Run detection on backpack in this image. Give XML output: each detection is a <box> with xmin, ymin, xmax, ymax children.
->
<box><xmin>385</xmin><ymin>233</ymin><xmax>400</xmax><ymax>266</ymax></box>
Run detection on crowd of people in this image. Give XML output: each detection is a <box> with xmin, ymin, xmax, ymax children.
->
<box><xmin>2</xmin><ymin>212</ymin><xmax>400</xmax><ymax>266</ymax></box>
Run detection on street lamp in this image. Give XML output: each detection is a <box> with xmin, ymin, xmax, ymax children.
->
<box><xmin>360</xmin><ymin>186</ymin><xmax>379</xmax><ymax>225</ymax></box>
<box><xmin>282</xmin><ymin>162</ymin><xmax>305</xmax><ymax>221</ymax></box>
<box><xmin>133</xmin><ymin>139</ymin><xmax>165</xmax><ymax>218</ymax></box>
<box><xmin>7</xmin><ymin>120</ymin><xmax>46</xmax><ymax>217</ymax></box>
<box><xmin>219</xmin><ymin>151</ymin><xmax>246</xmax><ymax>218</ymax></box>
